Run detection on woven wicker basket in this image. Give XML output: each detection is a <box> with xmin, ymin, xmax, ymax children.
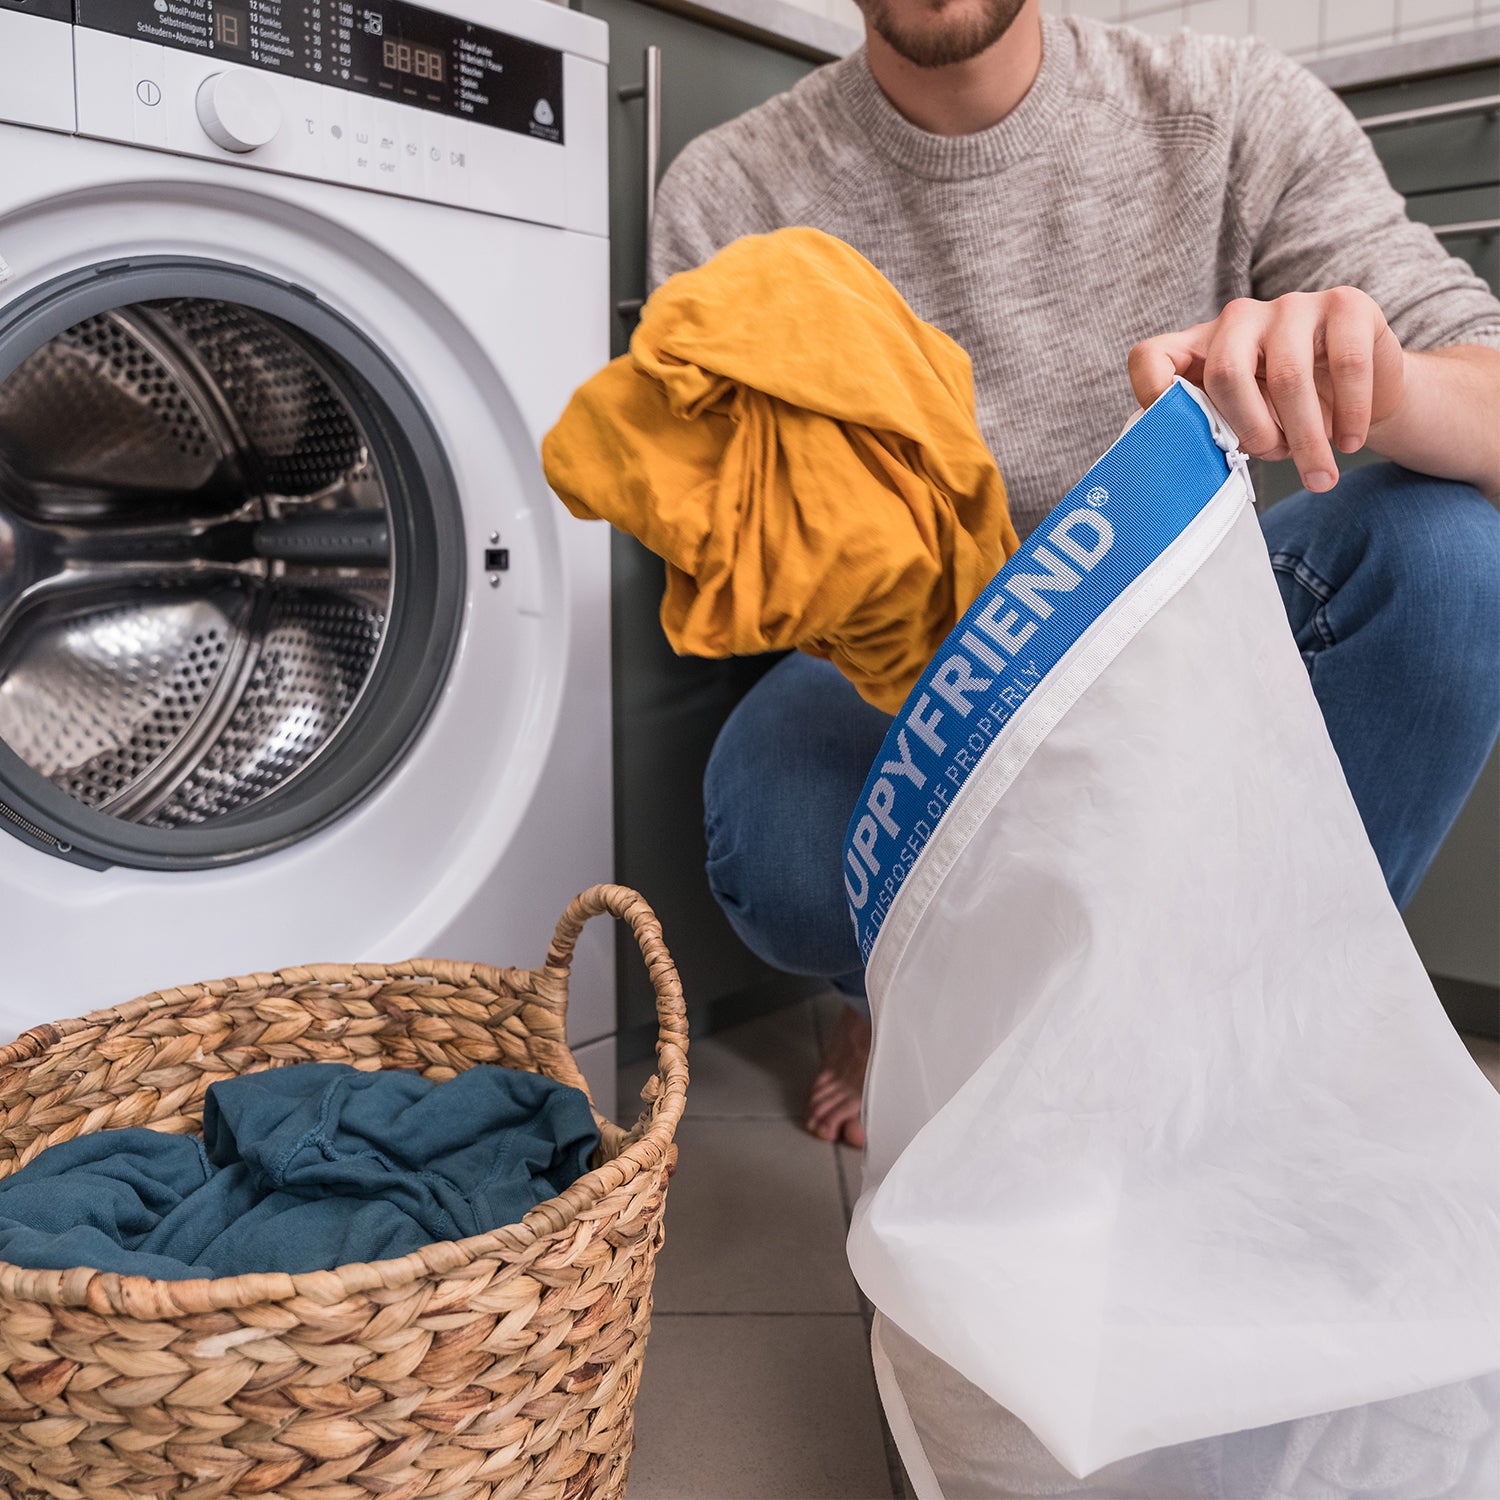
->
<box><xmin>0</xmin><ymin>882</ymin><xmax>688</xmax><ymax>1500</ymax></box>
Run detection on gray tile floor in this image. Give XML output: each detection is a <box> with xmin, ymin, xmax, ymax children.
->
<box><xmin>619</xmin><ymin>1003</ymin><xmax>1500</xmax><ymax>1500</ymax></box>
<box><xmin>618</xmin><ymin>992</ymin><xmax>902</xmax><ymax>1500</ymax></box>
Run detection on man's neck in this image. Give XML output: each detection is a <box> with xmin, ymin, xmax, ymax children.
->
<box><xmin>863</xmin><ymin>5</ymin><xmax>1044</xmax><ymax>137</ymax></box>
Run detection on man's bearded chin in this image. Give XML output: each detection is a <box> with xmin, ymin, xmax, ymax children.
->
<box><xmin>859</xmin><ymin>0</ymin><xmax>1027</xmax><ymax>69</ymax></box>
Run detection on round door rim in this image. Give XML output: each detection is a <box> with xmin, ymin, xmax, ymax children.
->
<box><xmin>0</xmin><ymin>256</ymin><xmax>467</xmax><ymax>871</ymax></box>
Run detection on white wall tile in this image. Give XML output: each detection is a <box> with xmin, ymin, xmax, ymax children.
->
<box><xmin>1128</xmin><ymin>3</ymin><xmax>1186</xmax><ymax>30</ymax></box>
<box><xmin>1184</xmin><ymin>0</ymin><xmax>1251</xmax><ymax>35</ymax></box>
<box><xmin>1396</xmin><ymin>0</ymin><xmax>1476</xmax><ymax>21</ymax></box>
<box><xmin>1254</xmin><ymin>0</ymin><xmax>1322</xmax><ymax>50</ymax></box>
<box><xmin>1323</xmin><ymin>0</ymin><xmax>1397</xmax><ymax>42</ymax></box>
<box><xmin>1395</xmin><ymin>15</ymin><xmax>1486</xmax><ymax>36</ymax></box>
<box><xmin>804</xmin><ymin>0</ymin><xmax>1485</xmax><ymax>63</ymax></box>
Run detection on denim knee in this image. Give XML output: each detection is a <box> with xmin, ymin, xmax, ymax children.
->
<box><xmin>1263</xmin><ymin>463</ymin><xmax>1500</xmax><ymax>711</ymax></box>
<box><xmin>701</xmin><ymin>655</ymin><xmax>885</xmax><ymax>985</ymax></box>
<box><xmin>1260</xmin><ymin>463</ymin><xmax>1500</xmax><ymax>905</ymax></box>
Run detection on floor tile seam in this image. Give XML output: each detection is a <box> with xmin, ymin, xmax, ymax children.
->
<box><xmin>649</xmin><ymin>1309</ymin><xmax>871</xmax><ymax>1318</ymax></box>
<box><xmin>834</xmin><ymin>1147</ymin><xmax>858</xmax><ymax>1224</ymax></box>
<box><xmin>681</xmin><ymin>1109</ymin><xmax>809</xmax><ymax>1120</ymax></box>
<box><xmin>833</xmin><ymin>1172</ymin><xmax>911</xmax><ymax>1500</ymax></box>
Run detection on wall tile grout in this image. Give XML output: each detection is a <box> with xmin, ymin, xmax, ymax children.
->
<box><xmin>965</xmin><ymin>0</ymin><xmax>1483</xmax><ymax>54</ymax></box>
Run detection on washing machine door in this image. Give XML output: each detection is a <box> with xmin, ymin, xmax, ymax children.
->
<box><xmin>0</xmin><ymin>260</ymin><xmax>464</xmax><ymax>869</ymax></box>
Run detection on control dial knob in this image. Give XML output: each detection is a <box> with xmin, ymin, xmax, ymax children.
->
<box><xmin>196</xmin><ymin>71</ymin><xmax>281</xmax><ymax>153</ymax></box>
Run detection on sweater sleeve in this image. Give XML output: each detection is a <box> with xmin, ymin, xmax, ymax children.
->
<box><xmin>1228</xmin><ymin>39</ymin><xmax>1500</xmax><ymax>352</ymax></box>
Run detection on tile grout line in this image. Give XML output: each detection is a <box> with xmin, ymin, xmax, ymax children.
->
<box><xmin>650</xmin><ymin>1309</ymin><xmax>873</xmax><ymax>1318</ymax></box>
<box><xmin>652</xmin><ymin>994</ymin><xmax>911</xmax><ymax>1496</ymax></box>
<box><xmin>816</xmin><ymin>988</ymin><xmax>914</xmax><ymax>1499</ymax></box>
<box><xmin>834</xmin><ymin>1129</ymin><xmax>913</xmax><ymax>1498</ymax></box>
<box><xmin>683</xmin><ymin>1110</ymin><xmax>828</xmax><ymax>1121</ymax></box>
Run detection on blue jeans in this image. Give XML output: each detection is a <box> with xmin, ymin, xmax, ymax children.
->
<box><xmin>702</xmin><ymin>464</ymin><xmax>1500</xmax><ymax>1009</ymax></box>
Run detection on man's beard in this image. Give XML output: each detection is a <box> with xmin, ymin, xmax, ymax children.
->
<box><xmin>859</xmin><ymin>0</ymin><xmax>1027</xmax><ymax>69</ymax></box>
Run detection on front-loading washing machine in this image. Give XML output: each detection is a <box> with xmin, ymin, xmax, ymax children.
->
<box><xmin>0</xmin><ymin>0</ymin><xmax>618</xmax><ymax>1106</ymax></box>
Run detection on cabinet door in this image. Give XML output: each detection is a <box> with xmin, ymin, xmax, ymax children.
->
<box><xmin>1256</xmin><ymin>63</ymin><xmax>1499</xmax><ymax>510</ymax></box>
<box><xmin>573</xmin><ymin>0</ymin><xmax>823</xmax><ymax>1040</ymax></box>
<box><xmin>1349</xmin><ymin>65</ymin><xmax>1500</xmax><ymax>1029</ymax></box>
<box><xmin>1260</xmin><ymin>65</ymin><xmax>1500</xmax><ymax>1027</ymax></box>
<box><xmin>1348</xmin><ymin>64</ymin><xmax>1500</xmax><ymax>301</ymax></box>
<box><xmin>575</xmin><ymin>0</ymin><xmax>817</xmax><ymax>356</ymax></box>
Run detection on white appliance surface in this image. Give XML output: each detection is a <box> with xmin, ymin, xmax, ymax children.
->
<box><xmin>0</xmin><ymin>0</ymin><xmax>617</xmax><ymax>1098</ymax></box>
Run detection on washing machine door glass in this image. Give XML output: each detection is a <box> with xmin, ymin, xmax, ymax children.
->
<box><xmin>0</xmin><ymin>263</ymin><xmax>464</xmax><ymax>869</ymax></box>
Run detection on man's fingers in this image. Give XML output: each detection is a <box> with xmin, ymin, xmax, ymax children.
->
<box><xmin>1199</xmin><ymin>301</ymin><xmax>1283</xmax><ymax>457</ymax></box>
<box><xmin>1127</xmin><ymin>326</ymin><xmax>1209</xmax><ymax>408</ymax></box>
<box><xmin>1263</xmin><ymin>295</ymin><xmax>1337</xmax><ymax>489</ymax></box>
<box><xmin>1134</xmin><ymin>290</ymin><xmax>1402</xmax><ymax>485</ymax></box>
<box><xmin>1322</xmin><ymin>288</ymin><xmax>1378</xmax><ymax>454</ymax></box>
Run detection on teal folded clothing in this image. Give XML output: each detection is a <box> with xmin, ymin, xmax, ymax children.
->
<box><xmin>0</xmin><ymin>1062</ymin><xmax>599</xmax><ymax>1279</ymax></box>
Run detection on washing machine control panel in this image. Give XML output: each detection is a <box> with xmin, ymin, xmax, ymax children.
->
<box><xmin>76</xmin><ymin>0</ymin><xmax>565</xmax><ymax>146</ymax></box>
<box><xmin>62</xmin><ymin>0</ymin><xmax>607</xmax><ymax>235</ymax></box>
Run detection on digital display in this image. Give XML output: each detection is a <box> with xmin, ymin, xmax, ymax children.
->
<box><xmin>382</xmin><ymin>38</ymin><xmax>443</xmax><ymax>83</ymax></box>
<box><xmin>215</xmin><ymin>7</ymin><xmax>247</xmax><ymax>50</ymax></box>
<box><xmin>73</xmin><ymin>0</ymin><xmax>565</xmax><ymax>144</ymax></box>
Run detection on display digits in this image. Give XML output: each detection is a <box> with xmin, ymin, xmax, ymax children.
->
<box><xmin>381</xmin><ymin>38</ymin><xmax>444</xmax><ymax>82</ymax></box>
<box><xmin>215</xmin><ymin>7</ymin><xmax>247</xmax><ymax>50</ymax></box>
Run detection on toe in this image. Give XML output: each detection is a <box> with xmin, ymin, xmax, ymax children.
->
<box><xmin>804</xmin><ymin>1097</ymin><xmax>841</xmax><ymax>1140</ymax></box>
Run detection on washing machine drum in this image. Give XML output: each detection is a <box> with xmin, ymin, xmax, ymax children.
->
<box><xmin>0</xmin><ymin>288</ymin><xmax>463</xmax><ymax>870</ymax></box>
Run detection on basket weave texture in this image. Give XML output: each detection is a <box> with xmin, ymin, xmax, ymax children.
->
<box><xmin>0</xmin><ymin>883</ymin><xmax>688</xmax><ymax>1500</ymax></box>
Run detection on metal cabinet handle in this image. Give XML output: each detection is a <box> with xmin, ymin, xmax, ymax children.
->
<box><xmin>616</xmin><ymin>45</ymin><xmax>663</xmax><ymax>320</ymax></box>
<box><xmin>1432</xmin><ymin>218</ymin><xmax>1500</xmax><ymax>239</ymax></box>
<box><xmin>1359</xmin><ymin>94</ymin><xmax>1500</xmax><ymax>132</ymax></box>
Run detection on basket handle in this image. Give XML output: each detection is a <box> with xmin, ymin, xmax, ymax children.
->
<box><xmin>546</xmin><ymin>884</ymin><xmax>689</xmax><ymax>1069</ymax></box>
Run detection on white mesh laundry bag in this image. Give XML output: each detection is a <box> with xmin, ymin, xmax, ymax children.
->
<box><xmin>842</xmin><ymin>379</ymin><xmax>1500</xmax><ymax>1499</ymax></box>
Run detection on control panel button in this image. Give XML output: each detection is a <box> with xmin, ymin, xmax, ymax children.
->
<box><xmin>345</xmin><ymin>93</ymin><xmax>378</xmax><ymax>189</ymax></box>
<box><xmin>0</xmin><ymin>9</ymin><xmax>75</xmax><ymax>134</ymax></box>
<box><xmin>372</xmin><ymin>100</ymin><xmax>403</xmax><ymax>187</ymax></box>
<box><xmin>308</xmin><ymin>84</ymin><xmax>350</xmax><ymax>185</ymax></box>
<box><xmin>196</xmin><ymin>70</ymin><xmax>282</xmax><ymax>153</ymax></box>
<box><xmin>394</xmin><ymin>102</ymin><xmax>426</xmax><ymax>199</ymax></box>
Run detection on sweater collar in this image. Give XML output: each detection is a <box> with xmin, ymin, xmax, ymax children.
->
<box><xmin>835</xmin><ymin>14</ymin><xmax>1073</xmax><ymax>180</ymax></box>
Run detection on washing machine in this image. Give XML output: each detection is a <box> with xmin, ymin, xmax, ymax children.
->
<box><xmin>0</xmin><ymin>0</ymin><xmax>618</xmax><ymax>1105</ymax></box>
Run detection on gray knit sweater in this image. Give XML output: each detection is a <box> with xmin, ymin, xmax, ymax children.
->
<box><xmin>649</xmin><ymin>15</ymin><xmax>1500</xmax><ymax>539</ymax></box>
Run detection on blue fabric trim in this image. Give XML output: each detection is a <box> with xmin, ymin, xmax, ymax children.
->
<box><xmin>842</xmin><ymin>383</ymin><xmax>1233</xmax><ymax>963</ymax></box>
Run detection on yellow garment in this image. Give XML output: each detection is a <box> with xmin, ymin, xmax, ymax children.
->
<box><xmin>541</xmin><ymin>227</ymin><xmax>1019</xmax><ymax>714</ymax></box>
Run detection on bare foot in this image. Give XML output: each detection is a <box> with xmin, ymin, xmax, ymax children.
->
<box><xmin>804</xmin><ymin>1003</ymin><xmax>871</xmax><ymax>1147</ymax></box>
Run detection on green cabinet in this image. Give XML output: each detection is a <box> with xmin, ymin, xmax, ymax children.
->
<box><xmin>1370</xmin><ymin>65</ymin><xmax>1500</xmax><ymax>1034</ymax></box>
<box><xmin>1256</xmin><ymin>63</ymin><xmax>1499</xmax><ymax>509</ymax></box>
<box><xmin>1347</xmin><ymin>66</ymin><xmax>1498</xmax><ymax>1032</ymax></box>
<box><xmin>570</xmin><ymin>0</ymin><xmax>823</xmax><ymax>1043</ymax></box>
<box><xmin>1346</xmin><ymin>63</ymin><xmax>1500</xmax><ymax>300</ymax></box>
<box><xmin>573</xmin><ymin>0</ymin><xmax>817</xmax><ymax>358</ymax></box>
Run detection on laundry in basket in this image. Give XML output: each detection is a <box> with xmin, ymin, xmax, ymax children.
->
<box><xmin>842</xmin><ymin>379</ymin><xmax>1500</xmax><ymax>1494</ymax></box>
<box><xmin>0</xmin><ymin>884</ymin><xmax>687</xmax><ymax>1500</ymax></box>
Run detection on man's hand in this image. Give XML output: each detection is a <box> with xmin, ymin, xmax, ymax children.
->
<box><xmin>1128</xmin><ymin>288</ymin><xmax>1405</xmax><ymax>492</ymax></box>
